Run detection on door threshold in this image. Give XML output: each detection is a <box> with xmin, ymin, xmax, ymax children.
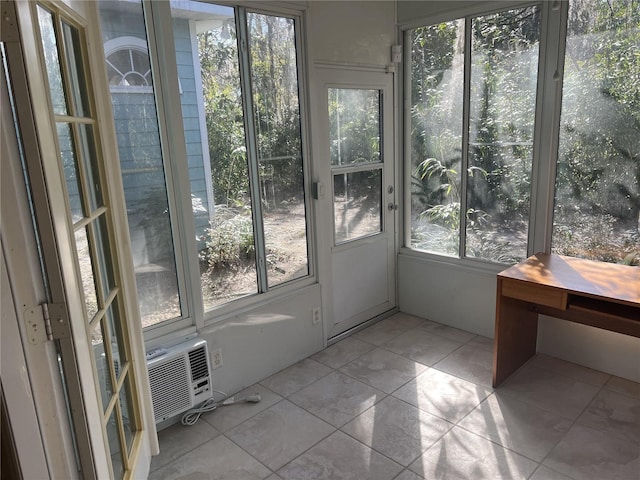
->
<box><xmin>327</xmin><ymin>307</ymin><xmax>399</xmax><ymax>346</ymax></box>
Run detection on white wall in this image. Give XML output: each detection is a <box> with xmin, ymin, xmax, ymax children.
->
<box><xmin>199</xmin><ymin>285</ymin><xmax>324</xmax><ymax>395</ymax></box>
<box><xmin>398</xmin><ymin>254</ymin><xmax>498</xmax><ymax>338</ymax></box>
<box><xmin>307</xmin><ymin>1</ymin><xmax>396</xmax><ymax>67</ymax></box>
<box><xmin>398</xmin><ymin>253</ymin><xmax>640</xmax><ymax>382</ymax></box>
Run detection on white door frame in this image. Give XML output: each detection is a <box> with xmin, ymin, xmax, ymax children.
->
<box><xmin>311</xmin><ymin>65</ymin><xmax>398</xmax><ymax>341</ymax></box>
<box><xmin>3</xmin><ymin>0</ymin><xmax>157</xmax><ymax>477</ymax></box>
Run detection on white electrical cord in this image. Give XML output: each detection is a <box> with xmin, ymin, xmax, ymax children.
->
<box><xmin>180</xmin><ymin>390</ymin><xmax>261</xmax><ymax>426</ymax></box>
<box><xmin>181</xmin><ymin>390</ymin><xmax>228</xmax><ymax>426</ymax></box>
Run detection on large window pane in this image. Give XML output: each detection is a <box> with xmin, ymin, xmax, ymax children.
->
<box><xmin>410</xmin><ymin>20</ymin><xmax>464</xmax><ymax>257</ymax></box>
<box><xmin>248</xmin><ymin>12</ymin><xmax>309</xmax><ymax>288</ymax></box>
<box><xmin>409</xmin><ymin>7</ymin><xmax>540</xmax><ymax>264</ymax></box>
<box><xmin>172</xmin><ymin>2</ymin><xmax>259</xmax><ymax>308</ymax></box>
<box><xmin>466</xmin><ymin>7</ymin><xmax>540</xmax><ymax>263</ymax></box>
<box><xmin>552</xmin><ymin>0</ymin><xmax>639</xmax><ymax>265</ymax></box>
<box><xmin>98</xmin><ymin>1</ymin><xmax>182</xmax><ymax>326</ymax></box>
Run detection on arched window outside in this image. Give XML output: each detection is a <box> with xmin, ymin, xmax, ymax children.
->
<box><xmin>104</xmin><ymin>36</ymin><xmax>152</xmax><ymax>92</ymax></box>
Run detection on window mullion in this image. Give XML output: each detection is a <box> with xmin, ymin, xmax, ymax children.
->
<box><xmin>237</xmin><ymin>8</ymin><xmax>268</xmax><ymax>293</ymax></box>
<box><xmin>528</xmin><ymin>0</ymin><xmax>569</xmax><ymax>255</ymax></box>
<box><xmin>459</xmin><ymin>17</ymin><xmax>472</xmax><ymax>258</ymax></box>
<box><xmin>144</xmin><ymin>0</ymin><xmax>200</xmax><ymax>323</ymax></box>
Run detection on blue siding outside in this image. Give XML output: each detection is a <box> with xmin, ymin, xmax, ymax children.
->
<box><xmin>100</xmin><ymin>13</ymin><xmax>211</xmax><ymax>260</ymax></box>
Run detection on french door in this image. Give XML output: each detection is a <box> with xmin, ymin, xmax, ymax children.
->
<box><xmin>312</xmin><ymin>67</ymin><xmax>397</xmax><ymax>340</ymax></box>
<box><xmin>5</xmin><ymin>1</ymin><xmax>155</xmax><ymax>477</ymax></box>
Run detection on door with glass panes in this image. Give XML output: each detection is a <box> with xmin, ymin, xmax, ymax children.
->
<box><xmin>314</xmin><ymin>67</ymin><xmax>397</xmax><ymax>340</ymax></box>
<box><xmin>10</xmin><ymin>1</ymin><xmax>154</xmax><ymax>478</ymax></box>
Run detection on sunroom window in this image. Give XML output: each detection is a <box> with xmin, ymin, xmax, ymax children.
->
<box><xmin>409</xmin><ymin>6</ymin><xmax>541</xmax><ymax>264</ymax></box>
<box><xmin>552</xmin><ymin>0</ymin><xmax>639</xmax><ymax>265</ymax></box>
<box><xmin>97</xmin><ymin>1</ymin><xmax>310</xmax><ymax>330</ymax></box>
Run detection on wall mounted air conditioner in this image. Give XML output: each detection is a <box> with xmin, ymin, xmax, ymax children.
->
<box><xmin>146</xmin><ymin>338</ymin><xmax>213</xmax><ymax>424</ymax></box>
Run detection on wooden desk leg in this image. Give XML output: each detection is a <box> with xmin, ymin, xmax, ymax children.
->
<box><xmin>492</xmin><ymin>294</ymin><xmax>539</xmax><ymax>387</ymax></box>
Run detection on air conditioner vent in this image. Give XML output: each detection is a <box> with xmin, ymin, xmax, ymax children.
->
<box><xmin>146</xmin><ymin>338</ymin><xmax>212</xmax><ymax>423</ymax></box>
<box><xmin>148</xmin><ymin>356</ymin><xmax>191</xmax><ymax>421</ymax></box>
<box><xmin>188</xmin><ymin>346</ymin><xmax>209</xmax><ymax>382</ymax></box>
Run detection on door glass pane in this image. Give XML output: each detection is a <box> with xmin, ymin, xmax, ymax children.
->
<box><xmin>247</xmin><ymin>12</ymin><xmax>309</xmax><ymax>288</ymax></box>
<box><xmin>95</xmin><ymin>215</ymin><xmax>116</xmax><ymax>301</ymax></box>
<box><xmin>409</xmin><ymin>21</ymin><xmax>464</xmax><ymax>256</ymax></box>
<box><xmin>77</xmin><ymin>124</ymin><xmax>103</xmax><ymax>212</ymax></box>
<box><xmin>57</xmin><ymin>123</ymin><xmax>84</xmax><ymax>222</ymax></box>
<box><xmin>465</xmin><ymin>7</ymin><xmax>540</xmax><ymax>263</ymax></box>
<box><xmin>329</xmin><ymin>88</ymin><xmax>381</xmax><ymax>166</ymax></box>
<box><xmin>552</xmin><ymin>0</ymin><xmax>640</xmax><ymax>264</ymax></box>
<box><xmin>120</xmin><ymin>376</ymin><xmax>136</xmax><ymax>453</ymax></box>
<box><xmin>98</xmin><ymin>1</ymin><xmax>182</xmax><ymax>326</ymax></box>
<box><xmin>75</xmin><ymin>226</ymin><xmax>98</xmax><ymax>320</ymax></box>
<box><xmin>91</xmin><ymin>321</ymin><xmax>113</xmax><ymax>412</ymax></box>
<box><xmin>37</xmin><ymin>5</ymin><xmax>68</xmax><ymax>115</ymax></box>
<box><xmin>333</xmin><ymin>169</ymin><xmax>382</xmax><ymax>243</ymax></box>
<box><xmin>106</xmin><ymin>408</ymin><xmax>124</xmax><ymax>480</ymax></box>
<box><xmin>61</xmin><ymin>21</ymin><xmax>89</xmax><ymax>117</ymax></box>
<box><xmin>105</xmin><ymin>304</ymin><xmax>127</xmax><ymax>382</ymax></box>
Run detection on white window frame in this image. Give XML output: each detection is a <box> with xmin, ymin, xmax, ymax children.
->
<box><xmin>401</xmin><ymin>0</ymin><xmax>568</xmax><ymax>271</ymax></box>
<box><xmin>138</xmin><ymin>1</ymin><xmax>315</xmax><ymax>338</ymax></box>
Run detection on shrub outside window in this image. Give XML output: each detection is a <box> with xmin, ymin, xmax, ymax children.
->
<box><xmin>98</xmin><ymin>1</ymin><xmax>311</xmax><ymax>330</ymax></box>
<box><xmin>552</xmin><ymin>0</ymin><xmax>640</xmax><ymax>265</ymax></box>
<box><xmin>409</xmin><ymin>6</ymin><xmax>541</xmax><ymax>264</ymax></box>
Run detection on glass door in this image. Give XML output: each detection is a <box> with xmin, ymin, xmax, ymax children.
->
<box><xmin>313</xmin><ymin>67</ymin><xmax>397</xmax><ymax>340</ymax></box>
<box><xmin>11</xmin><ymin>1</ymin><xmax>155</xmax><ymax>477</ymax></box>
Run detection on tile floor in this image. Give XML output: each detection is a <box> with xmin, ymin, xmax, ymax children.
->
<box><xmin>149</xmin><ymin>312</ymin><xmax>640</xmax><ymax>480</ymax></box>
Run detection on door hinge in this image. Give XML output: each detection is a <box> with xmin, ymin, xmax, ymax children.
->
<box><xmin>24</xmin><ymin>303</ymin><xmax>69</xmax><ymax>344</ymax></box>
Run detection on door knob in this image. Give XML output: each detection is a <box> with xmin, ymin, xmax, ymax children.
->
<box><xmin>387</xmin><ymin>203</ymin><xmax>398</xmax><ymax>211</ymax></box>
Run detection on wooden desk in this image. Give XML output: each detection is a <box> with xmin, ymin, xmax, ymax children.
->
<box><xmin>492</xmin><ymin>253</ymin><xmax>640</xmax><ymax>387</ymax></box>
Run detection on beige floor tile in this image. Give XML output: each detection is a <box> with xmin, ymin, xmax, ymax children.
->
<box><xmin>339</xmin><ymin>347</ymin><xmax>428</xmax><ymax>393</ymax></box>
<box><xmin>278</xmin><ymin>430</ymin><xmax>403</xmax><ymax>480</ymax></box>
<box><xmin>458</xmin><ymin>392</ymin><xmax>573</xmax><ymax>462</ymax></box>
<box><xmin>151</xmin><ymin>420</ymin><xmax>220</xmax><ymax>472</ymax></box>
<box><xmin>529</xmin><ymin>354</ymin><xmax>610</xmax><ymax>387</ymax></box>
<box><xmin>260</xmin><ymin>358</ymin><xmax>332</xmax><ymax>397</ymax></box>
<box><xmin>149</xmin><ymin>435</ymin><xmax>270</xmax><ymax>480</ymax></box>
<box><xmin>544</xmin><ymin>423</ymin><xmax>640</xmax><ymax>480</ymax></box>
<box><xmin>606</xmin><ymin>376</ymin><xmax>640</xmax><ymax>400</ymax></box>
<box><xmin>311</xmin><ymin>336</ymin><xmax>375</xmax><ymax>369</ymax></box>
<box><xmin>203</xmin><ymin>384</ymin><xmax>282</xmax><ymax>432</ymax></box>
<box><xmin>529</xmin><ymin>465</ymin><xmax>575</xmax><ymax>480</ymax></box>
<box><xmin>226</xmin><ymin>400</ymin><xmax>334</xmax><ymax>471</ymax></box>
<box><xmin>394</xmin><ymin>470</ymin><xmax>424</xmax><ymax>480</ymax></box>
<box><xmin>433</xmin><ymin>337</ymin><xmax>495</xmax><ymax>388</ymax></box>
<box><xmin>383</xmin><ymin>329</ymin><xmax>463</xmax><ymax>366</ymax></box>
<box><xmin>409</xmin><ymin>427</ymin><xmax>538</xmax><ymax>479</ymax></box>
<box><xmin>342</xmin><ymin>396</ymin><xmax>451</xmax><ymax>466</ymax></box>
<box><xmin>354</xmin><ymin>315</ymin><xmax>424</xmax><ymax>346</ymax></box>
<box><xmin>393</xmin><ymin>368</ymin><xmax>492</xmax><ymax>423</ymax></box>
<box><xmin>416</xmin><ymin>320</ymin><xmax>477</xmax><ymax>343</ymax></box>
<box><xmin>500</xmin><ymin>365</ymin><xmax>600</xmax><ymax>420</ymax></box>
<box><xmin>577</xmin><ymin>389</ymin><xmax>640</xmax><ymax>443</ymax></box>
<box><xmin>289</xmin><ymin>371</ymin><xmax>385</xmax><ymax>427</ymax></box>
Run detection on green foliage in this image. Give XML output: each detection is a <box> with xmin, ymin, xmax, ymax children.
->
<box><xmin>198</xmin><ymin>28</ymin><xmax>249</xmax><ymax>206</ymax></box>
<box><xmin>197</xmin><ymin>14</ymin><xmax>305</xmax><ymax>208</ymax></box>
<box><xmin>553</xmin><ymin>212</ymin><xmax>639</xmax><ymax>265</ymax></box>
<box><xmin>201</xmin><ymin>206</ymin><xmax>255</xmax><ymax>270</ymax></box>
<box><xmin>411</xmin><ymin>1</ymin><xmax>639</xmax><ymax>263</ymax></box>
<box><xmin>556</xmin><ymin>0</ymin><xmax>640</xmax><ymax>236</ymax></box>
